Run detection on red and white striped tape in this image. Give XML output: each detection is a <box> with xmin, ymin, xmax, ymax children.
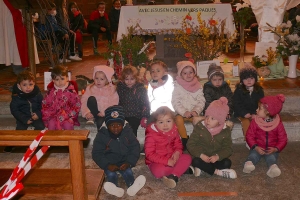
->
<box><xmin>0</xmin><ymin>130</ymin><xmax>49</xmax><ymax>200</ymax></box>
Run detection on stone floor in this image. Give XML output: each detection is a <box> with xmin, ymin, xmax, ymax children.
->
<box><xmin>1</xmin><ymin>37</ymin><xmax>300</xmax><ymax>199</ymax></box>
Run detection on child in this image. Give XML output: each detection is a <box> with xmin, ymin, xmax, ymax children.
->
<box><xmin>243</xmin><ymin>94</ymin><xmax>287</xmax><ymax>178</ymax></box>
<box><xmin>7</xmin><ymin>71</ymin><xmax>45</xmax><ymax>152</ymax></box>
<box><xmin>187</xmin><ymin>97</ymin><xmax>237</xmax><ymax>179</ymax></box>
<box><xmin>233</xmin><ymin>66</ymin><xmax>264</xmax><ymax>137</ymax></box>
<box><xmin>172</xmin><ymin>61</ymin><xmax>205</xmax><ymax>149</ymax></box>
<box><xmin>92</xmin><ymin>106</ymin><xmax>146</xmax><ymax>197</ymax></box>
<box><xmin>147</xmin><ymin>60</ymin><xmax>174</xmax><ymax>113</ymax></box>
<box><xmin>203</xmin><ymin>63</ymin><xmax>233</xmax><ymax>117</ymax></box>
<box><xmin>117</xmin><ymin>65</ymin><xmax>150</xmax><ymax>136</ymax></box>
<box><xmin>81</xmin><ymin>65</ymin><xmax>119</xmax><ymax>130</ymax></box>
<box><xmin>42</xmin><ymin>66</ymin><xmax>81</xmax><ymax>130</ymax></box>
<box><xmin>145</xmin><ymin>106</ymin><xmax>192</xmax><ymax>189</ymax></box>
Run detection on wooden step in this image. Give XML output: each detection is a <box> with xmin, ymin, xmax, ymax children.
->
<box><xmin>0</xmin><ymin>168</ymin><xmax>104</xmax><ymax>200</ymax></box>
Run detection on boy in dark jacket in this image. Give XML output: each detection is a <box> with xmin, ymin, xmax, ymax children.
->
<box><xmin>88</xmin><ymin>1</ymin><xmax>112</xmax><ymax>55</ymax></box>
<box><xmin>92</xmin><ymin>105</ymin><xmax>146</xmax><ymax>198</ymax></box>
<box><xmin>203</xmin><ymin>63</ymin><xmax>233</xmax><ymax>117</ymax></box>
<box><xmin>7</xmin><ymin>71</ymin><xmax>45</xmax><ymax>152</ymax></box>
<box><xmin>109</xmin><ymin>0</ymin><xmax>121</xmax><ymax>33</ymax></box>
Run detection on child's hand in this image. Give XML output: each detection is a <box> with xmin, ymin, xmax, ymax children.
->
<box><xmin>63</xmin><ymin>34</ymin><xmax>69</xmax><ymax>40</ymax></box>
<box><xmin>85</xmin><ymin>112</ymin><xmax>93</xmax><ymax>120</ymax></box>
<box><xmin>244</xmin><ymin>113</ymin><xmax>251</xmax><ymax>118</ymax></box>
<box><xmin>167</xmin><ymin>158</ymin><xmax>176</xmax><ymax>167</ymax></box>
<box><xmin>192</xmin><ymin>116</ymin><xmax>205</xmax><ymax>125</ymax></box>
<box><xmin>255</xmin><ymin>146</ymin><xmax>265</xmax><ymax>155</ymax></box>
<box><xmin>171</xmin><ymin>151</ymin><xmax>180</xmax><ymax>163</ymax></box>
<box><xmin>140</xmin><ymin>117</ymin><xmax>148</xmax><ymax>128</ymax></box>
<box><xmin>225</xmin><ymin>120</ymin><xmax>234</xmax><ymax>130</ymax></box>
<box><xmin>107</xmin><ymin>164</ymin><xmax>119</xmax><ymax>172</ymax></box>
<box><xmin>209</xmin><ymin>154</ymin><xmax>219</xmax><ymax>163</ymax></box>
<box><xmin>191</xmin><ymin>111</ymin><xmax>198</xmax><ymax>117</ymax></box>
<box><xmin>200</xmin><ymin>154</ymin><xmax>210</xmax><ymax>163</ymax></box>
<box><xmin>98</xmin><ymin>112</ymin><xmax>105</xmax><ymax>117</ymax></box>
<box><xmin>184</xmin><ymin>111</ymin><xmax>192</xmax><ymax>118</ymax></box>
<box><xmin>119</xmin><ymin>163</ymin><xmax>130</xmax><ymax>171</ymax></box>
<box><xmin>27</xmin><ymin>119</ymin><xmax>33</xmax><ymax>124</ymax></box>
<box><xmin>31</xmin><ymin>113</ymin><xmax>38</xmax><ymax>120</ymax></box>
<box><xmin>265</xmin><ymin>147</ymin><xmax>278</xmax><ymax>155</ymax></box>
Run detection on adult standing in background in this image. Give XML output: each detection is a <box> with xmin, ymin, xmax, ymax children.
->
<box><xmin>109</xmin><ymin>0</ymin><xmax>121</xmax><ymax>33</ymax></box>
<box><xmin>88</xmin><ymin>2</ymin><xmax>112</xmax><ymax>56</ymax></box>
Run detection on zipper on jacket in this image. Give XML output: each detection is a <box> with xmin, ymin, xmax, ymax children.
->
<box><xmin>265</xmin><ymin>132</ymin><xmax>269</xmax><ymax>150</ymax></box>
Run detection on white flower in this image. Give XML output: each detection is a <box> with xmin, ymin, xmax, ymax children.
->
<box><xmin>296</xmin><ymin>15</ymin><xmax>300</xmax><ymax>22</ymax></box>
<box><xmin>242</xmin><ymin>3</ymin><xmax>250</xmax><ymax>8</ymax></box>
<box><xmin>234</xmin><ymin>3</ymin><xmax>242</xmax><ymax>11</ymax></box>
<box><xmin>243</xmin><ymin>0</ymin><xmax>251</xmax><ymax>5</ymax></box>
<box><xmin>286</xmin><ymin>21</ymin><xmax>292</xmax><ymax>28</ymax></box>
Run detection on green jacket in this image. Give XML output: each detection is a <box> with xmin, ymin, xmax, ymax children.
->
<box><xmin>187</xmin><ymin>121</ymin><xmax>232</xmax><ymax>161</ymax></box>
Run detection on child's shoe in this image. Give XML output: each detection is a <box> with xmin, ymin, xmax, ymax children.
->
<box><xmin>243</xmin><ymin>161</ymin><xmax>255</xmax><ymax>173</ymax></box>
<box><xmin>162</xmin><ymin>174</ymin><xmax>178</xmax><ymax>188</ymax></box>
<box><xmin>103</xmin><ymin>182</ymin><xmax>124</xmax><ymax>197</ymax></box>
<box><xmin>267</xmin><ymin>164</ymin><xmax>281</xmax><ymax>178</ymax></box>
<box><xmin>184</xmin><ymin>165</ymin><xmax>194</xmax><ymax>174</ymax></box>
<box><xmin>216</xmin><ymin>169</ymin><xmax>237</xmax><ymax>179</ymax></box>
<box><xmin>3</xmin><ymin>146</ymin><xmax>14</xmax><ymax>153</ymax></box>
<box><xmin>86</xmin><ymin>119</ymin><xmax>95</xmax><ymax>125</ymax></box>
<box><xmin>194</xmin><ymin>167</ymin><xmax>202</xmax><ymax>177</ymax></box>
<box><xmin>127</xmin><ymin>175</ymin><xmax>146</xmax><ymax>196</ymax></box>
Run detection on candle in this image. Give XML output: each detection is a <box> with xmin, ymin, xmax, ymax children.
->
<box><xmin>259</xmin><ymin>77</ymin><xmax>264</xmax><ymax>81</ymax></box>
<box><xmin>226</xmin><ymin>80</ymin><xmax>230</xmax><ymax>85</ymax></box>
<box><xmin>81</xmin><ymin>89</ymin><xmax>85</xmax><ymax>95</ymax></box>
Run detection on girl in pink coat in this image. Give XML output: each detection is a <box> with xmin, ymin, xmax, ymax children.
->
<box><xmin>145</xmin><ymin>106</ymin><xmax>192</xmax><ymax>189</ymax></box>
<box><xmin>243</xmin><ymin>94</ymin><xmax>287</xmax><ymax>178</ymax></box>
<box><xmin>42</xmin><ymin>66</ymin><xmax>81</xmax><ymax>130</ymax></box>
<box><xmin>81</xmin><ymin>65</ymin><xmax>119</xmax><ymax>129</ymax></box>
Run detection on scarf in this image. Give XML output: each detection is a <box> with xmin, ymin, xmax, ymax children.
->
<box><xmin>15</xmin><ymin>84</ymin><xmax>40</xmax><ymax>99</ymax></box>
<box><xmin>254</xmin><ymin>114</ymin><xmax>280</xmax><ymax>132</ymax></box>
<box><xmin>176</xmin><ymin>76</ymin><xmax>201</xmax><ymax>93</ymax></box>
<box><xmin>202</xmin><ymin>121</ymin><xmax>225</xmax><ymax>136</ymax></box>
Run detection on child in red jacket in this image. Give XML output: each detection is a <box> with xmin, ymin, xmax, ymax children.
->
<box><xmin>243</xmin><ymin>94</ymin><xmax>287</xmax><ymax>178</ymax></box>
<box><xmin>144</xmin><ymin>106</ymin><xmax>192</xmax><ymax>189</ymax></box>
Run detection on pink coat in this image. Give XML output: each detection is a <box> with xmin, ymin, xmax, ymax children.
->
<box><xmin>145</xmin><ymin>123</ymin><xmax>183</xmax><ymax>166</ymax></box>
<box><xmin>42</xmin><ymin>82</ymin><xmax>81</xmax><ymax>129</ymax></box>
<box><xmin>81</xmin><ymin>84</ymin><xmax>119</xmax><ymax>117</ymax></box>
<box><xmin>246</xmin><ymin>119</ymin><xmax>287</xmax><ymax>152</ymax></box>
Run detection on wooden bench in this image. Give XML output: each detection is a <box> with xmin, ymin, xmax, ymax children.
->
<box><xmin>0</xmin><ymin>130</ymin><xmax>104</xmax><ymax>200</ymax></box>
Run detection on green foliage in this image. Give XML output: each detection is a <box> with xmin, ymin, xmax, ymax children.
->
<box><xmin>233</xmin><ymin>7</ymin><xmax>252</xmax><ymax>27</ymax></box>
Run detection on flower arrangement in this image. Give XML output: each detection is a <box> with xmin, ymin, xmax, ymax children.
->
<box><xmin>233</xmin><ymin>0</ymin><xmax>252</xmax><ymax>27</ymax></box>
<box><xmin>266</xmin><ymin>17</ymin><xmax>300</xmax><ymax>56</ymax></box>
<box><xmin>251</xmin><ymin>47</ymin><xmax>279</xmax><ymax>68</ymax></box>
<box><xmin>172</xmin><ymin>12</ymin><xmax>235</xmax><ymax>62</ymax></box>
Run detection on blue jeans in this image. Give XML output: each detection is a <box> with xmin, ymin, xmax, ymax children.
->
<box><xmin>104</xmin><ymin>168</ymin><xmax>134</xmax><ymax>187</ymax></box>
<box><xmin>246</xmin><ymin>149</ymin><xmax>279</xmax><ymax>168</ymax></box>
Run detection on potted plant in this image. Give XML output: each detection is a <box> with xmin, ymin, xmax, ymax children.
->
<box><xmin>266</xmin><ymin>16</ymin><xmax>300</xmax><ymax>78</ymax></box>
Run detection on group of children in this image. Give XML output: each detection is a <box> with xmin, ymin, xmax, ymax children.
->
<box><xmin>8</xmin><ymin>60</ymin><xmax>287</xmax><ymax>198</ymax></box>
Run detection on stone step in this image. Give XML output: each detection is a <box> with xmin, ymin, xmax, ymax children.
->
<box><xmin>1</xmin><ymin>113</ymin><xmax>300</xmax><ymax>148</ymax></box>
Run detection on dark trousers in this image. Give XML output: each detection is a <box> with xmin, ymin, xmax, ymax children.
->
<box><xmin>125</xmin><ymin>117</ymin><xmax>141</xmax><ymax>137</ymax></box>
<box><xmin>192</xmin><ymin>157</ymin><xmax>232</xmax><ymax>176</ymax></box>
<box><xmin>16</xmin><ymin>118</ymin><xmax>45</xmax><ymax>130</ymax></box>
<box><xmin>87</xmin><ymin>96</ymin><xmax>105</xmax><ymax>130</ymax></box>
<box><xmin>90</xmin><ymin>28</ymin><xmax>112</xmax><ymax>48</ymax></box>
<box><xmin>52</xmin><ymin>31</ymin><xmax>76</xmax><ymax>59</ymax></box>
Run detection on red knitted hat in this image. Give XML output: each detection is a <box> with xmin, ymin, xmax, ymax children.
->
<box><xmin>260</xmin><ymin>94</ymin><xmax>285</xmax><ymax>116</ymax></box>
<box><xmin>205</xmin><ymin>97</ymin><xmax>229</xmax><ymax>124</ymax></box>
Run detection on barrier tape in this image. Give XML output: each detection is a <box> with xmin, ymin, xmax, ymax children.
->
<box><xmin>0</xmin><ymin>130</ymin><xmax>49</xmax><ymax>200</ymax></box>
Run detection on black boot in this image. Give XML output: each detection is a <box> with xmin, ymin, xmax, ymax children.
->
<box><xmin>181</xmin><ymin>137</ymin><xmax>189</xmax><ymax>150</ymax></box>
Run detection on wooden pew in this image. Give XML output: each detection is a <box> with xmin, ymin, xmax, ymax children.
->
<box><xmin>0</xmin><ymin>130</ymin><xmax>104</xmax><ymax>200</ymax></box>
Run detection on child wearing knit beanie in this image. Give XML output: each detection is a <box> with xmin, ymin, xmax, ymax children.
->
<box><xmin>243</xmin><ymin>94</ymin><xmax>287</xmax><ymax>178</ymax></box>
<box><xmin>92</xmin><ymin>105</ymin><xmax>146</xmax><ymax>197</ymax></box>
<box><xmin>233</xmin><ymin>64</ymin><xmax>264</xmax><ymax>139</ymax></box>
<box><xmin>187</xmin><ymin>97</ymin><xmax>237</xmax><ymax>179</ymax></box>
<box><xmin>172</xmin><ymin>60</ymin><xmax>205</xmax><ymax>150</ymax></box>
<box><xmin>203</xmin><ymin>63</ymin><xmax>233</xmax><ymax>117</ymax></box>
<box><xmin>81</xmin><ymin>65</ymin><xmax>119</xmax><ymax>129</ymax></box>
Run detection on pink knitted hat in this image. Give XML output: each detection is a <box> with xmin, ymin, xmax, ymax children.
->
<box><xmin>176</xmin><ymin>61</ymin><xmax>196</xmax><ymax>76</ymax></box>
<box><xmin>93</xmin><ymin>65</ymin><xmax>115</xmax><ymax>83</ymax></box>
<box><xmin>205</xmin><ymin>97</ymin><xmax>229</xmax><ymax>124</ymax></box>
<box><xmin>260</xmin><ymin>94</ymin><xmax>285</xmax><ymax>116</ymax></box>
